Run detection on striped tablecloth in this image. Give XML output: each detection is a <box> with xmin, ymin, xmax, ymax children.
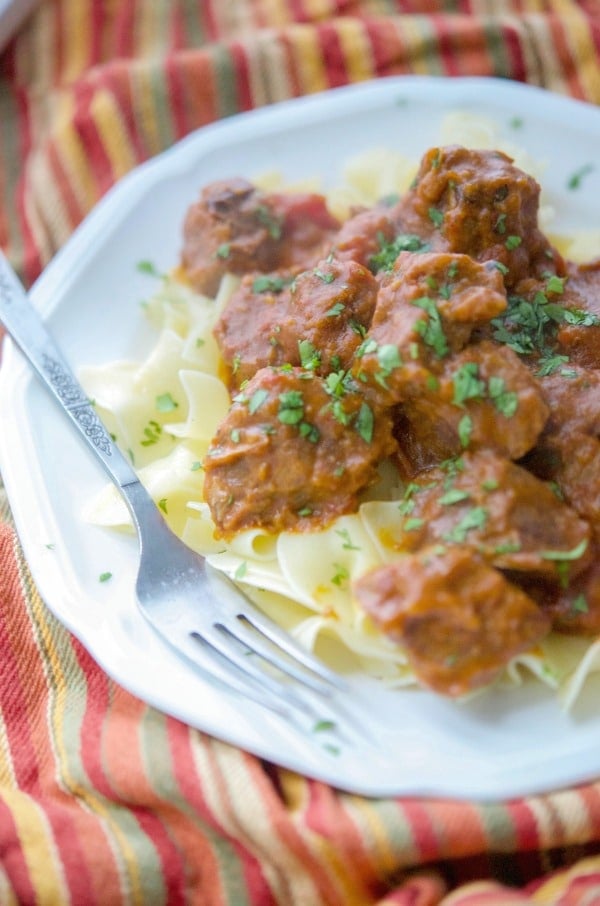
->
<box><xmin>2</xmin><ymin>2</ymin><xmax>600</xmax><ymax>903</ymax></box>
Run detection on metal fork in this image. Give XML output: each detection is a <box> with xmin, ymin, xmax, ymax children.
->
<box><xmin>0</xmin><ymin>253</ymin><xmax>347</xmax><ymax>718</ymax></box>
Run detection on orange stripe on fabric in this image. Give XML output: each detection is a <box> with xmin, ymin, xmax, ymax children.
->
<box><xmin>548</xmin><ymin>11</ymin><xmax>596</xmax><ymax>99</ymax></box>
<box><xmin>0</xmin><ymin>797</ymin><xmax>36</xmax><ymax>903</ymax></box>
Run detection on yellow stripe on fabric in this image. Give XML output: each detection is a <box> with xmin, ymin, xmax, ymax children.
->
<box><xmin>2</xmin><ymin>789</ymin><xmax>69</xmax><ymax>903</ymax></box>
<box><xmin>0</xmin><ymin>863</ymin><xmax>19</xmax><ymax>906</ymax></box>
<box><xmin>89</xmin><ymin>88</ymin><xmax>138</xmax><ymax>180</ymax></box>
<box><xmin>288</xmin><ymin>24</ymin><xmax>330</xmax><ymax>94</ymax></box>
<box><xmin>335</xmin><ymin>18</ymin><xmax>377</xmax><ymax>83</ymax></box>
<box><xmin>13</xmin><ymin>555</ymin><xmax>145</xmax><ymax>906</ymax></box>
<box><xmin>51</xmin><ymin>92</ymin><xmax>98</xmax><ymax>214</ymax></box>
<box><xmin>0</xmin><ymin>711</ymin><xmax>17</xmax><ymax>787</ymax></box>
<box><xmin>345</xmin><ymin>796</ymin><xmax>414</xmax><ymax>875</ymax></box>
<box><xmin>60</xmin><ymin>0</ymin><xmax>92</xmax><ymax>82</ymax></box>
<box><xmin>395</xmin><ymin>16</ymin><xmax>443</xmax><ymax>76</ymax></box>
<box><xmin>558</xmin><ymin>10</ymin><xmax>600</xmax><ymax>102</ymax></box>
<box><xmin>529</xmin><ymin>790</ymin><xmax>592</xmax><ymax>848</ymax></box>
<box><xmin>531</xmin><ymin>855</ymin><xmax>600</xmax><ymax>903</ymax></box>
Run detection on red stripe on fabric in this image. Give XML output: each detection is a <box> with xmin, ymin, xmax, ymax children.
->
<box><xmin>229</xmin><ymin>42</ymin><xmax>254</xmax><ymax>112</ymax></box>
<box><xmin>12</xmin><ymin>85</ymin><xmax>40</xmax><ymax>283</ymax></box>
<box><xmin>316</xmin><ymin>22</ymin><xmax>350</xmax><ymax>89</ymax></box>
<box><xmin>0</xmin><ymin>796</ymin><xmax>36</xmax><ymax>903</ymax></box>
<box><xmin>430</xmin><ymin>14</ymin><xmax>460</xmax><ymax>77</ymax></box>
<box><xmin>202</xmin><ymin>1</ymin><xmax>220</xmax><ymax>42</ymax></box>
<box><xmin>164</xmin><ymin>55</ymin><xmax>191</xmax><ymax>140</ymax></box>
<box><xmin>501</xmin><ymin>20</ymin><xmax>528</xmax><ymax>82</ymax></box>
<box><xmin>74</xmin><ymin>643</ymin><xmax>187</xmax><ymax>898</ymax></box>
<box><xmin>362</xmin><ymin>18</ymin><xmax>405</xmax><ymax>76</ymax></box>
<box><xmin>102</xmin><ymin>689</ymin><xmax>189</xmax><ymax>902</ymax></box>
<box><xmin>45</xmin><ymin>138</ymin><xmax>86</xmax><ymax>230</ymax></box>
<box><xmin>112</xmin><ymin>0</ymin><xmax>137</xmax><ymax>60</ymax></box>
<box><xmin>398</xmin><ymin>801</ymin><xmax>440</xmax><ymax>861</ymax></box>
<box><xmin>547</xmin><ymin>13</ymin><xmax>586</xmax><ymax>99</ymax></box>
<box><xmin>166</xmin><ymin>719</ymin><xmax>237</xmax><ymax>893</ymax></box>
<box><xmin>69</xmin><ymin>78</ymin><xmax>115</xmax><ymax>199</ymax></box>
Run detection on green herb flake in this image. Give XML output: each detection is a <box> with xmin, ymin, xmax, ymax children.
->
<box><xmin>439</xmin><ymin>488</ymin><xmax>470</xmax><ymax>506</ymax></box>
<box><xmin>428</xmin><ymin>207</ymin><xmax>444</xmax><ymax>229</ymax></box>
<box><xmin>404</xmin><ymin>517</ymin><xmax>425</xmax><ymax>532</ymax></box>
<box><xmin>572</xmin><ymin>593</ymin><xmax>589</xmax><ymax>614</ymax></box>
<box><xmin>567</xmin><ymin>163</ymin><xmax>594</xmax><ymax>190</ymax></box>
<box><xmin>335</xmin><ymin>528</ymin><xmax>361</xmax><ymax>551</ymax></box>
<box><xmin>314</xmin><ymin>268</ymin><xmax>336</xmax><ymax>284</ymax></box>
<box><xmin>278</xmin><ymin>390</ymin><xmax>305</xmax><ymax>425</ymax></box>
<box><xmin>368</xmin><ymin>232</ymin><xmax>429</xmax><ymax>274</ymax></box>
<box><xmin>458</xmin><ymin>414</ymin><xmax>473</xmax><ymax>449</ymax></box>
<box><xmin>505</xmin><ymin>235</ymin><xmax>522</xmax><ymax>251</ymax></box>
<box><xmin>191</xmin><ymin>461</ymin><xmax>203</xmax><ymax>471</ymax></box>
<box><xmin>488</xmin><ymin>376</ymin><xmax>518</xmax><ymax>417</ymax></box>
<box><xmin>298</xmin><ymin>339</ymin><xmax>321</xmax><ymax>371</ymax></box>
<box><xmin>99</xmin><ymin>572</ymin><xmax>113</xmax><ymax>583</ymax></box>
<box><xmin>255</xmin><ymin>205</ymin><xmax>283</xmax><ymax>240</ymax></box>
<box><xmin>313</xmin><ymin>719</ymin><xmax>336</xmax><ymax>733</ymax></box>
<box><xmin>215</xmin><ymin>243</ymin><xmax>231</xmax><ymax>260</ymax></box>
<box><xmin>252</xmin><ymin>275</ymin><xmax>290</xmax><ymax>294</ymax></box>
<box><xmin>331</xmin><ymin>563</ymin><xmax>350</xmax><ymax>586</ymax></box>
<box><xmin>136</xmin><ymin>259</ymin><xmax>162</xmax><ymax>278</ymax></box>
<box><xmin>155</xmin><ymin>392</ymin><xmax>179</xmax><ymax>413</ymax></box>
<box><xmin>452</xmin><ymin>362</ymin><xmax>486</xmax><ymax>407</ymax></box>
<box><xmin>325</xmin><ymin>302</ymin><xmax>346</xmax><ymax>317</ymax></box>
<box><xmin>355</xmin><ymin>402</ymin><xmax>374</xmax><ymax>443</ymax></box>
<box><xmin>234</xmin><ymin>561</ymin><xmax>248</xmax><ymax>580</ymax></box>
<box><xmin>140</xmin><ymin>420</ymin><xmax>162</xmax><ymax>447</ymax></box>
<box><xmin>248</xmin><ymin>388</ymin><xmax>269</xmax><ymax>414</ymax></box>
<box><xmin>158</xmin><ymin>498</ymin><xmax>168</xmax><ymax>514</ymax></box>
<box><xmin>443</xmin><ymin>506</ymin><xmax>488</xmax><ymax>544</ymax></box>
<box><xmin>412</xmin><ymin>296</ymin><xmax>449</xmax><ymax>358</ymax></box>
<box><xmin>540</xmin><ymin>538</ymin><xmax>588</xmax><ymax>562</ymax></box>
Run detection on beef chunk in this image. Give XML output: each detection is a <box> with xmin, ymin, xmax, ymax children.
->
<box><xmin>203</xmin><ymin>367</ymin><xmax>395</xmax><ymax>536</ymax></box>
<box><xmin>354</xmin><ymin>547</ymin><xmax>550</xmax><ymax>696</ymax></box>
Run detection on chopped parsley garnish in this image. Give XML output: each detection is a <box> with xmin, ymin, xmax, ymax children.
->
<box><xmin>331</xmin><ymin>563</ymin><xmax>349</xmax><ymax>586</ymax></box>
<box><xmin>505</xmin><ymin>235</ymin><xmax>522</xmax><ymax>250</ymax></box>
<box><xmin>99</xmin><ymin>572</ymin><xmax>113</xmax><ymax>583</ymax></box>
<box><xmin>567</xmin><ymin>163</ymin><xmax>594</xmax><ymax>190</ymax></box>
<box><xmin>439</xmin><ymin>488</ymin><xmax>470</xmax><ymax>506</ymax></box>
<box><xmin>572</xmin><ymin>593</ymin><xmax>589</xmax><ymax>614</ymax></box>
<box><xmin>412</xmin><ymin>295</ymin><xmax>449</xmax><ymax>357</ymax></box>
<box><xmin>255</xmin><ymin>205</ymin><xmax>283</xmax><ymax>240</ymax></box>
<box><xmin>355</xmin><ymin>402</ymin><xmax>374</xmax><ymax>443</ymax></box>
<box><xmin>487</xmin><ymin>376</ymin><xmax>518</xmax><ymax>417</ymax></box>
<box><xmin>374</xmin><ymin>344</ymin><xmax>403</xmax><ymax>388</ymax></box>
<box><xmin>252</xmin><ymin>275</ymin><xmax>291</xmax><ymax>294</ymax></box>
<box><xmin>155</xmin><ymin>392</ymin><xmax>179</xmax><ymax>413</ymax></box>
<box><xmin>234</xmin><ymin>561</ymin><xmax>248</xmax><ymax>580</ymax></box>
<box><xmin>215</xmin><ymin>243</ymin><xmax>231</xmax><ymax>259</ymax></box>
<box><xmin>458</xmin><ymin>414</ymin><xmax>473</xmax><ymax>448</ymax></box>
<box><xmin>314</xmin><ymin>268</ymin><xmax>336</xmax><ymax>284</ymax></box>
<box><xmin>335</xmin><ymin>528</ymin><xmax>361</xmax><ymax>550</ymax></box>
<box><xmin>298</xmin><ymin>339</ymin><xmax>321</xmax><ymax>371</ymax></box>
<box><xmin>452</xmin><ymin>363</ymin><xmax>486</xmax><ymax>407</ymax></box>
<box><xmin>540</xmin><ymin>538</ymin><xmax>588</xmax><ymax>562</ymax></box>
<box><xmin>325</xmin><ymin>302</ymin><xmax>346</xmax><ymax>317</ymax></box>
<box><xmin>428</xmin><ymin>207</ymin><xmax>444</xmax><ymax>229</ymax></box>
<box><xmin>368</xmin><ymin>232</ymin><xmax>429</xmax><ymax>274</ymax></box>
<box><xmin>137</xmin><ymin>259</ymin><xmax>163</xmax><ymax>278</ymax></box>
<box><xmin>277</xmin><ymin>390</ymin><xmax>304</xmax><ymax>424</ymax></box>
<box><xmin>443</xmin><ymin>506</ymin><xmax>488</xmax><ymax>543</ymax></box>
<box><xmin>140</xmin><ymin>420</ymin><xmax>162</xmax><ymax>446</ymax></box>
<box><xmin>248</xmin><ymin>388</ymin><xmax>269</xmax><ymax>414</ymax></box>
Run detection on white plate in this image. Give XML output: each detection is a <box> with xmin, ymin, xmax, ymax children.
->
<box><xmin>2</xmin><ymin>76</ymin><xmax>600</xmax><ymax>800</ymax></box>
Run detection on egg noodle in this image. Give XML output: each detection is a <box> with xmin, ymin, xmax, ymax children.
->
<box><xmin>80</xmin><ymin>113</ymin><xmax>600</xmax><ymax>707</ymax></box>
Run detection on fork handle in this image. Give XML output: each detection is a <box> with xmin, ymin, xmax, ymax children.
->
<box><xmin>0</xmin><ymin>252</ymin><xmax>143</xmax><ymax>495</ymax></box>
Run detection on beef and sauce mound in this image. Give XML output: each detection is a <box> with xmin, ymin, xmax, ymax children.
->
<box><xmin>182</xmin><ymin>145</ymin><xmax>600</xmax><ymax>698</ymax></box>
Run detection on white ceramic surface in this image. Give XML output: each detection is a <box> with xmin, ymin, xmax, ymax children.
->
<box><xmin>2</xmin><ymin>76</ymin><xmax>600</xmax><ymax>799</ymax></box>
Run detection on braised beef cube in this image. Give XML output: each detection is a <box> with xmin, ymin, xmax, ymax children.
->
<box><xmin>388</xmin><ymin>340</ymin><xmax>548</xmax><ymax>467</ymax></box>
<box><xmin>181</xmin><ymin>179</ymin><xmax>338</xmax><ymax>296</ymax></box>
<box><xmin>332</xmin><ymin>208</ymin><xmax>397</xmax><ymax>269</ymax></box>
<box><xmin>393</xmin><ymin>146</ymin><xmax>560</xmax><ymax>287</ymax></box>
<box><xmin>393</xmin><ymin>450</ymin><xmax>592</xmax><ymax>586</ymax></box>
<box><xmin>213</xmin><ymin>273</ymin><xmax>297</xmax><ymax>388</ymax></box>
<box><xmin>288</xmin><ymin>257</ymin><xmax>378</xmax><ymax>374</ymax></box>
<box><xmin>354</xmin><ymin>547</ymin><xmax>550</xmax><ymax>696</ymax></box>
<box><xmin>353</xmin><ymin>252</ymin><xmax>507</xmax><ymax>407</ymax></box>
<box><xmin>203</xmin><ymin>366</ymin><xmax>395</xmax><ymax>537</ymax></box>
